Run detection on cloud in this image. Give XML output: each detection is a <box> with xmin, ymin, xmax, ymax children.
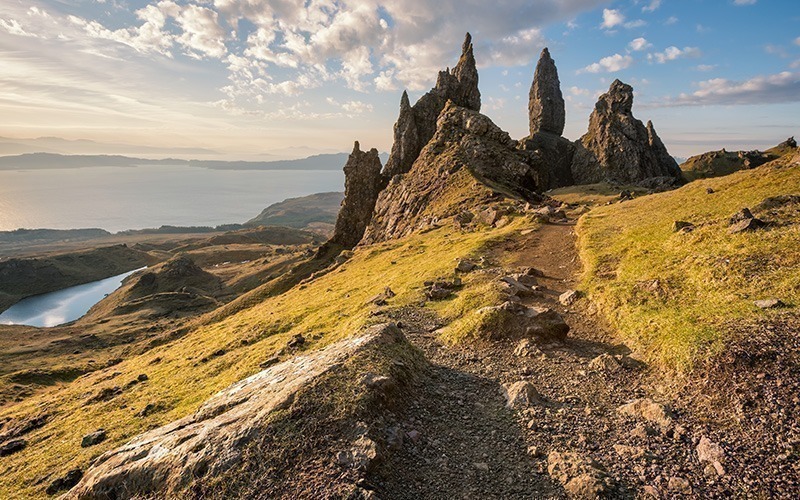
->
<box><xmin>0</xmin><ymin>18</ymin><xmax>40</xmax><ymax>38</ymax></box>
<box><xmin>695</xmin><ymin>64</ymin><xmax>717</xmax><ymax>71</ymax></box>
<box><xmin>671</xmin><ymin>72</ymin><xmax>800</xmax><ymax>106</ymax></box>
<box><xmin>624</xmin><ymin>19</ymin><xmax>647</xmax><ymax>29</ymax></box>
<box><xmin>568</xmin><ymin>86</ymin><xmax>590</xmax><ymax>96</ymax></box>
<box><xmin>173</xmin><ymin>4</ymin><xmax>227</xmax><ymax>59</ymax></box>
<box><xmin>601</xmin><ymin>8</ymin><xmax>625</xmax><ymax>29</ymax></box>
<box><xmin>649</xmin><ymin>46</ymin><xmax>701</xmax><ymax>63</ymax></box>
<box><xmin>664</xmin><ymin>16</ymin><xmax>678</xmax><ymax>25</ymax></box>
<box><xmin>642</xmin><ymin>0</ymin><xmax>661</xmax><ymax>12</ymax></box>
<box><xmin>581</xmin><ymin>53</ymin><xmax>633</xmax><ymax>73</ymax></box>
<box><xmin>628</xmin><ymin>37</ymin><xmax>652</xmax><ymax>51</ymax></box>
<box><xmin>795</xmin><ymin>37</ymin><xmax>800</xmax><ymax>46</ymax></box>
<box><xmin>733</xmin><ymin>0</ymin><xmax>757</xmax><ymax>5</ymax></box>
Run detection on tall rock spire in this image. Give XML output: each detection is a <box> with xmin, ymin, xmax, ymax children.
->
<box><xmin>382</xmin><ymin>33</ymin><xmax>481</xmax><ymax>180</ymax></box>
<box><xmin>327</xmin><ymin>141</ymin><xmax>384</xmax><ymax>249</ymax></box>
<box><xmin>528</xmin><ymin>47</ymin><xmax>565</xmax><ymax>136</ymax></box>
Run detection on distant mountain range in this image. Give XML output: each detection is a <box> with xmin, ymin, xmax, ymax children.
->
<box><xmin>0</xmin><ymin>136</ymin><xmax>219</xmax><ymax>157</ymax></box>
<box><xmin>0</xmin><ymin>151</ymin><xmax>388</xmax><ymax>171</ymax></box>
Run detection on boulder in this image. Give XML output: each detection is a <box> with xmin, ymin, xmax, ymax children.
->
<box><xmin>455</xmin><ymin>259</ymin><xmax>478</xmax><ymax>273</ymax></box>
<box><xmin>696</xmin><ymin>436</ymin><xmax>726</xmax><ymax>476</ymax></box>
<box><xmin>672</xmin><ymin>221</ymin><xmax>695</xmax><ymax>233</ymax></box>
<box><xmin>0</xmin><ymin>438</ymin><xmax>26</xmax><ymax>456</ymax></box>
<box><xmin>81</xmin><ymin>429</ymin><xmax>107</xmax><ymax>448</ymax></box>
<box><xmin>65</xmin><ymin>324</ymin><xmax>417</xmax><ymax>499</ymax></box>
<box><xmin>754</xmin><ymin>298</ymin><xmax>784</xmax><ymax>309</ymax></box>
<box><xmin>475</xmin><ymin>301</ymin><xmax>569</xmax><ymax>341</ymax></box>
<box><xmin>547</xmin><ymin>452</ymin><xmax>613</xmax><ymax>499</ymax></box>
<box><xmin>46</xmin><ymin>469</ymin><xmax>83</xmax><ymax>495</ymax></box>
<box><xmin>571</xmin><ymin>80</ymin><xmax>684</xmax><ymax>187</ymax></box>
<box><xmin>559</xmin><ymin>289</ymin><xmax>580</xmax><ymax>306</ymax></box>
<box><xmin>502</xmin><ymin>381</ymin><xmax>548</xmax><ymax>409</ymax></box>
<box><xmin>588</xmin><ymin>353</ymin><xmax>622</xmax><ymax>373</ymax></box>
<box><xmin>617</xmin><ymin>398</ymin><xmax>673</xmax><ymax>431</ymax></box>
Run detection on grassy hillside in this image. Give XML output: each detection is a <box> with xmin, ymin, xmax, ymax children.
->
<box><xmin>0</xmin><ymin>214</ymin><xmax>530</xmax><ymax>498</ymax></box>
<box><xmin>577</xmin><ymin>160</ymin><xmax>800</xmax><ymax>369</ymax></box>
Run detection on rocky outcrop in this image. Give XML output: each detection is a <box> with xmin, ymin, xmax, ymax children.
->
<box><xmin>382</xmin><ymin>33</ymin><xmax>481</xmax><ymax>180</ymax></box>
<box><xmin>517</xmin><ymin>48</ymin><xmax>574</xmax><ymax>189</ymax></box>
<box><xmin>528</xmin><ymin>48</ymin><xmax>565</xmax><ymax>136</ymax></box>
<box><xmin>362</xmin><ymin>102</ymin><xmax>543</xmax><ymax>244</ymax></box>
<box><xmin>572</xmin><ymin>79</ymin><xmax>684</xmax><ymax>187</ymax></box>
<box><xmin>328</xmin><ymin>142</ymin><xmax>384</xmax><ymax>249</ymax></box>
<box><xmin>65</xmin><ymin>323</ymin><xmax>422</xmax><ymax>499</ymax></box>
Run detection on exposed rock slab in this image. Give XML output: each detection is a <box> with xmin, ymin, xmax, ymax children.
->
<box><xmin>65</xmin><ymin>324</ymin><xmax>415</xmax><ymax>499</ymax></box>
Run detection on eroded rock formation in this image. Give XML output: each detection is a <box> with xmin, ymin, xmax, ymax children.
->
<box><xmin>571</xmin><ymin>79</ymin><xmax>684</xmax><ymax>186</ymax></box>
<box><xmin>362</xmin><ymin>101</ymin><xmax>543</xmax><ymax>244</ymax></box>
<box><xmin>382</xmin><ymin>33</ymin><xmax>481</xmax><ymax>180</ymax></box>
<box><xmin>328</xmin><ymin>141</ymin><xmax>384</xmax><ymax>249</ymax></box>
<box><xmin>528</xmin><ymin>48</ymin><xmax>565</xmax><ymax>136</ymax></box>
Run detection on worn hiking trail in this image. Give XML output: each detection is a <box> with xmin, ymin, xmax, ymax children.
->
<box><xmin>365</xmin><ymin>220</ymin><xmax>732</xmax><ymax>499</ymax></box>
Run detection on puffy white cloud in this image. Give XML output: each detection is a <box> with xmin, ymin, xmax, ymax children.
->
<box><xmin>649</xmin><ymin>46</ymin><xmax>701</xmax><ymax>63</ymax></box>
<box><xmin>173</xmin><ymin>4</ymin><xmax>227</xmax><ymax>59</ymax></box>
<box><xmin>628</xmin><ymin>37</ymin><xmax>652</xmax><ymax>51</ymax></box>
<box><xmin>672</xmin><ymin>72</ymin><xmax>800</xmax><ymax>105</ymax></box>
<box><xmin>601</xmin><ymin>8</ymin><xmax>624</xmax><ymax>29</ymax></box>
<box><xmin>581</xmin><ymin>53</ymin><xmax>633</xmax><ymax>73</ymax></box>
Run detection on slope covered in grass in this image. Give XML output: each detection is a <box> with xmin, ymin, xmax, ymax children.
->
<box><xmin>577</xmin><ymin>161</ymin><xmax>800</xmax><ymax>369</ymax></box>
<box><xmin>0</xmin><ymin>216</ymin><xmax>527</xmax><ymax>498</ymax></box>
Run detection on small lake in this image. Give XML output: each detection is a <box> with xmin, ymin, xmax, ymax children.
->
<box><xmin>0</xmin><ymin>267</ymin><xmax>145</xmax><ymax>328</ymax></box>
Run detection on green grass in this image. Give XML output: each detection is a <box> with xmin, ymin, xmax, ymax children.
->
<box><xmin>577</xmin><ymin>162</ymin><xmax>800</xmax><ymax>370</ymax></box>
<box><xmin>0</xmin><ymin>217</ymin><xmax>529</xmax><ymax>498</ymax></box>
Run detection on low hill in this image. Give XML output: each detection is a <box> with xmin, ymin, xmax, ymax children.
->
<box><xmin>680</xmin><ymin>137</ymin><xmax>796</xmax><ymax>181</ymax></box>
<box><xmin>244</xmin><ymin>192</ymin><xmax>343</xmax><ymax>232</ymax></box>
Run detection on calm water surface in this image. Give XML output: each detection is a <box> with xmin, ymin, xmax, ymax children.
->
<box><xmin>0</xmin><ymin>268</ymin><xmax>145</xmax><ymax>327</ymax></box>
<box><xmin>0</xmin><ymin>165</ymin><xmax>344</xmax><ymax>232</ymax></box>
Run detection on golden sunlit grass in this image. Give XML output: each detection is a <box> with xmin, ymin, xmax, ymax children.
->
<box><xmin>0</xmin><ymin>217</ymin><xmax>529</xmax><ymax>498</ymax></box>
<box><xmin>577</xmin><ymin>161</ymin><xmax>800</xmax><ymax>370</ymax></box>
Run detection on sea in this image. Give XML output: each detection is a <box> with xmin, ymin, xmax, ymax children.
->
<box><xmin>0</xmin><ymin>165</ymin><xmax>344</xmax><ymax>232</ymax></box>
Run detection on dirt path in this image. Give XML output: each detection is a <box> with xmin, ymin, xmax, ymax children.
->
<box><xmin>367</xmin><ymin>220</ymin><xmax>730</xmax><ymax>498</ymax></box>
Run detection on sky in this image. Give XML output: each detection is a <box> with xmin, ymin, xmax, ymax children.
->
<box><xmin>0</xmin><ymin>0</ymin><xmax>798</xmax><ymax>160</ymax></box>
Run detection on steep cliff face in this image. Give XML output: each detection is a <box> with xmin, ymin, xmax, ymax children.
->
<box><xmin>327</xmin><ymin>142</ymin><xmax>384</xmax><ymax>249</ymax></box>
<box><xmin>382</xmin><ymin>33</ymin><xmax>481</xmax><ymax>180</ymax></box>
<box><xmin>362</xmin><ymin>102</ymin><xmax>542</xmax><ymax>244</ymax></box>
<box><xmin>571</xmin><ymin>80</ymin><xmax>684</xmax><ymax>186</ymax></box>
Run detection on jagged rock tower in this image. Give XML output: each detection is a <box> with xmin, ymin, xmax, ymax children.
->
<box><xmin>326</xmin><ymin>142</ymin><xmax>384</xmax><ymax>249</ymax></box>
<box><xmin>382</xmin><ymin>33</ymin><xmax>481</xmax><ymax>180</ymax></box>
<box><xmin>518</xmin><ymin>48</ymin><xmax>575</xmax><ymax>189</ymax></box>
<box><xmin>571</xmin><ymin>79</ymin><xmax>684</xmax><ymax>186</ymax></box>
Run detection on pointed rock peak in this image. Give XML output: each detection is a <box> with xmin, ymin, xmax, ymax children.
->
<box><xmin>597</xmin><ymin>79</ymin><xmax>634</xmax><ymax>114</ymax></box>
<box><xmin>400</xmin><ymin>90</ymin><xmax>410</xmax><ymax>109</ymax></box>
<box><xmin>528</xmin><ymin>46</ymin><xmax>565</xmax><ymax>136</ymax></box>
<box><xmin>352</xmin><ymin>141</ymin><xmax>361</xmax><ymax>154</ymax></box>
<box><xmin>462</xmin><ymin>32</ymin><xmax>473</xmax><ymax>54</ymax></box>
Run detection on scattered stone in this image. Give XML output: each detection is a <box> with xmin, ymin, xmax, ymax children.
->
<box><xmin>369</xmin><ymin>287</ymin><xmax>396</xmax><ymax>306</ymax></box>
<box><xmin>672</xmin><ymin>221</ymin><xmax>695</xmax><ymax>233</ymax></box>
<box><xmin>667</xmin><ymin>476</ymin><xmax>692</xmax><ymax>494</ymax></box>
<box><xmin>137</xmin><ymin>403</ymin><xmax>157</xmax><ymax>417</ymax></box>
<box><xmin>81</xmin><ymin>429</ymin><xmax>107</xmax><ymax>448</ymax></box>
<box><xmin>362</xmin><ymin>373</ymin><xmax>395</xmax><ymax>392</ymax></box>
<box><xmin>137</xmin><ymin>374</ymin><xmax>149</xmax><ymax>382</ymax></box>
<box><xmin>729</xmin><ymin>217</ymin><xmax>766</xmax><ymax>234</ymax></box>
<box><xmin>259</xmin><ymin>356</ymin><xmax>280</xmax><ymax>369</ymax></box>
<box><xmin>426</xmin><ymin>285</ymin><xmax>452</xmax><ymax>301</ymax></box>
<box><xmin>0</xmin><ymin>438</ymin><xmax>26</xmax><ymax>457</ymax></box>
<box><xmin>728</xmin><ymin>207</ymin><xmax>755</xmax><ymax>225</ymax></box>
<box><xmin>287</xmin><ymin>334</ymin><xmax>306</xmax><ymax>348</ymax></box>
<box><xmin>527</xmin><ymin>445</ymin><xmax>543</xmax><ymax>458</ymax></box>
<box><xmin>500</xmin><ymin>276</ymin><xmax>539</xmax><ymax>297</ymax></box>
<box><xmin>547</xmin><ymin>452</ymin><xmax>613</xmax><ymax>499</ymax></box>
<box><xmin>405</xmin><ymin>429</ymin><xmax>421</xmax><ymax>444</ymax></box>
<box><xmin>588</xmin><ymin>353</ymin><xmax>622</xmax><ymax>373</ymax></box>
<box><xmin>613</xmin><ymin>444</ymin><xmax>653</xmax><ymax>460</ymax></box>
<box><xmin>519</xmin><ymin>267</ymin><xmax>545</xmax><ymax>278</ymax></box>
<box><xmin>617</xmin><ymin>399</ymin><xmax>673</xmax><ymax>431</ymax></box>
<box><xmin>706</xmin><ymin>187</ymin><xmax>715</xmax><ymax>194</ymax></box>
<box><xmin>477</xmin><ymin>301</ymin><xmax>569</xmax><ymax>341</ymax></box>
<box><xmin>696</xmin><ymin>436</ymin><xmax>726</xmax><ymax>476</ymax></box>
<box><xmin>46</xmin><ymin>469</ymin><xmax>83</xmax><ymax>495</ymax></box>
<box><xmin>477</xmin><ymin>207</ymin><xmax>503</xmax><ymax>226</ymax></box>
<box><xmin>513</xmin><ymin>338</ymin><xmax>539</xmax><ymax>357</ymax></box>
<box><xmin>502</xmin><ymin>381</ymin><xmax>548</xmax><ymax>409</ymax></box>
<box><xmin>473</xmin><ymin>462</ymin><xmax>489</xmax><ymax>472</ymax></box>
<box><xmin>619</xmin><ymin>190</ymin><xmax>633</xmax><ymax>201</ymax></box>
<box><xmin>754</xmin><ymin>298</ymin><xmax>784</xmax><ymax>309</ymax></box>
<box><xmin>455</xmin><ymin>259</ymin><xmax>478</xmax><ymax>273</ymax></box>
<box><xmin>559</xmin><ymin>289</ymin><xmax>580</xmax><ymax>306</ymax></box>
<box><xmin>629</xmin><ymin>424</ymin><xmax>656</xmax><ymax>440</ymax></box>
<box><xmin>337</xmin><ymin>435</ymin><xmax>378</xmax><ymax>471</ymax></box>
